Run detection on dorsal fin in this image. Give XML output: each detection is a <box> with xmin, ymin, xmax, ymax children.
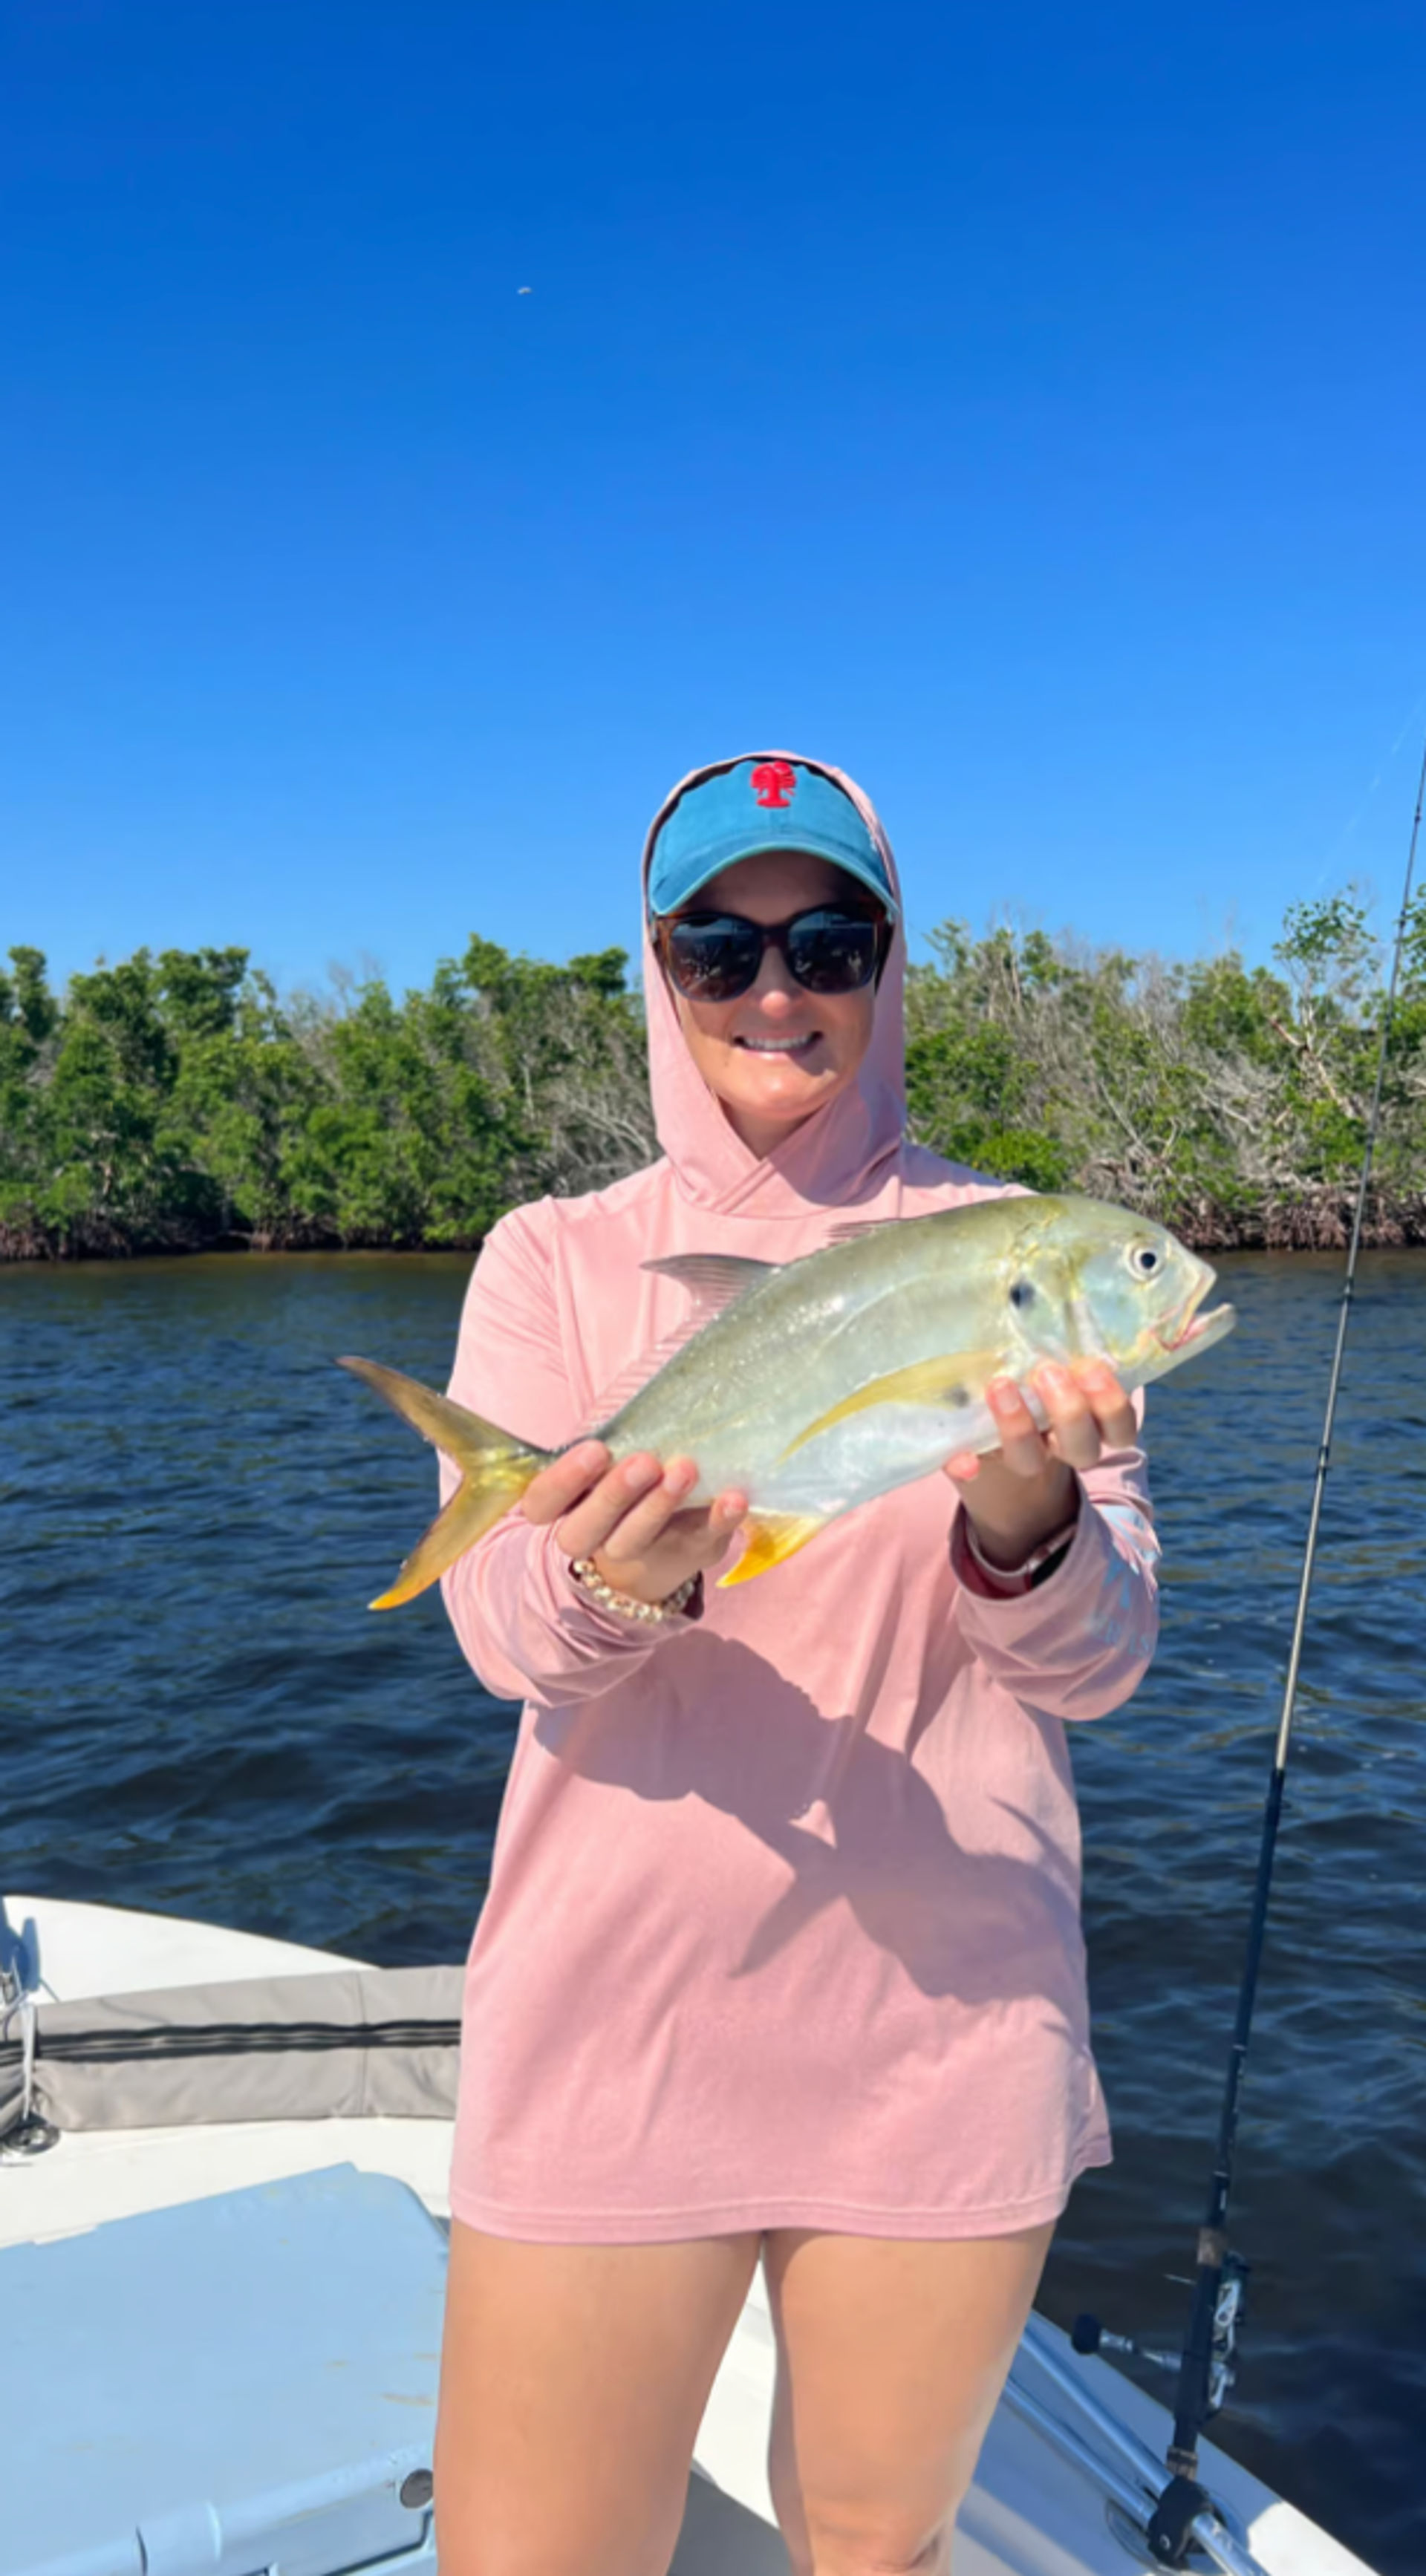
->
<box><xmin>581</xmin><ymin>1321</ymin><xmax>708</xmax><ymax>1432</ymax></box>
<box><xmin>641</xmin><ymin>1252</ymin><xmax>778</xmax><ymax>1317</ymax></box>
<box><xmin>580</xmin><ymin>1253</ymin><xmax>778</xmax><ymax>1435</ymax></box>
<box><xmin>825</xmin><ymin>1217</ymin><xmax>899</xmax><ymax>1246</ymax></box>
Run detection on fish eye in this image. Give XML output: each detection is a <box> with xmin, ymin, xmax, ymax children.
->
<box><xmin>1127</xmin><ymin>1243</ymin><xmax>1162</xmax><ymax>1279</ymax></box>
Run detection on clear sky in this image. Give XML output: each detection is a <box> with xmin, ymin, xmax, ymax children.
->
<box><xmin>2</xmin><ymin>1</ymin><xmax>1423</xmax><ymax>1001</ymax></box>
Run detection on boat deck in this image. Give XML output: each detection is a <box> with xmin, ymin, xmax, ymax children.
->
<box><xmin>1</xmin><ymin>1893</ymin><xmax>1374</xmax><ymax>2576</ymax></box>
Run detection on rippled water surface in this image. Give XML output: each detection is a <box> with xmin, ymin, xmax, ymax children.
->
<box><xmin>3</xmin><ymin>1250</ymin><xmax>1423</xmax><ymax>2572</ymax></box>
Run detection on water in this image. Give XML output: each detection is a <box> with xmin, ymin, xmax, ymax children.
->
<box><xmin>2</xmin><ymin>1250</ymin><xmax>1422</xmax><ymax>2572</ymax></box>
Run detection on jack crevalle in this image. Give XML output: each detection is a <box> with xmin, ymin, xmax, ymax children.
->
<box><xmin>340</xmin><ymin>1192</ymin><xmax>1234</xmax><ymax>1607</ymax></box>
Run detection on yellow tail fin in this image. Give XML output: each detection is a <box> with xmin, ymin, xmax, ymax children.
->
<box><xmin>338</xmin><ymin>1355</ymin><xmax>550</xmax><ymax>1609</ymax></box>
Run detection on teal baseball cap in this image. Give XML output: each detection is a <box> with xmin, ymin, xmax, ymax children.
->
<box><xmin>648</xmin><ymin>758</ymin><xmax>898</xmax><ymax>922</ymax></box>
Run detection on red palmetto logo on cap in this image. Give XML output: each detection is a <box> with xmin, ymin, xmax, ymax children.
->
<box><xmin>750</xmin><ymin>760</ymin><xmax>796</xmax><ymax>809</ymax></box>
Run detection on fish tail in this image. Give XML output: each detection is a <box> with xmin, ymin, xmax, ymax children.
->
<box><xmin>337</xmin><ymin>1355</ymin><xmax>550</xmax><ymax>1609</ymax></box>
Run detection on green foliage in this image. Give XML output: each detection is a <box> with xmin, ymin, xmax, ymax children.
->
<box><xmin>0</xmin><ymin>936</ymin><xmax>653</xmax><ymax>1256</ymax></box>
<box><xmin>903</xmin><ymin>894</ymin><xmax>1426</xmax><ymax>1246</ymax></box>
<box><xmin>3</xmin><ymin>887</ymin><xmax>1424</xmax><ymax>1257</ymax></box>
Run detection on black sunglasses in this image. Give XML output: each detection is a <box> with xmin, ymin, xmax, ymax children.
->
<box><xmin>656</xmin><ymin>904</ymin><xmax>891</xmax><ymax>1003</ymax></box>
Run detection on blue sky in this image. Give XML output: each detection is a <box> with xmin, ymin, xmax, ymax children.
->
<box><xmin>2</xmin><ymin>1</ymin><xmax>1423</xmax><ymax>1000</ymax></box>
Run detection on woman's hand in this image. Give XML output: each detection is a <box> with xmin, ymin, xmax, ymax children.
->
<box><xmin>942</xmin><ymin>1360</ymin><xmax>1137</xmax><ymax>1568</ymax></box>
<box><xmin>521</xmin><ymin>1442</ymin><xmax>748</xmax><ymax>1607</ymax></box>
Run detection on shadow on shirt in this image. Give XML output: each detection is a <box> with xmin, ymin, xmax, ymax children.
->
<box><xmin>533</xmin><ymin>1635</ymin><xmax>1081</xmax><ymax>2009</ymax></box>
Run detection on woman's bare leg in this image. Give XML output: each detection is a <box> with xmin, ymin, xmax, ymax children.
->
<box><xmin>434</xmin><ymin>2220</ymin><xmax>761</xmax><ymax>2576</ymax></box>
<box><xmin>764</xmin><ymin>2222</ymin><xmax>1055</xmax><ymax>2576</ymax></box>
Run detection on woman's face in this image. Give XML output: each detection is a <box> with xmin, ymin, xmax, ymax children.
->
<box><xmin>662</xmin><ymin>848</ymin><xmax>881</xmax><ymax>1158</ymax></box>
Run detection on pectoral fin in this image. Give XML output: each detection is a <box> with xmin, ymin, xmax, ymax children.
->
<box><xmin>778</xmin><ymin>1351</ymin><xmax>999</xmax><ymax>1461</ymax></box>
<box><xmin>717</xmin><ymin>1510</ymin><xmax>828</xmax><ymax>1588</ymax></box>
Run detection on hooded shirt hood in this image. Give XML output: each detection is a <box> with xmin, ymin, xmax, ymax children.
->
<box><xmin>640</xmin><ymin>751</ymin><xmax>908</xmax><ymax>1220</ymax></box>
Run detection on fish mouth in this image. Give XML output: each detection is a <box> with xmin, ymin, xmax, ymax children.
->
<box><xmin>1156</xmin><ymin>1274</ymin><xmax>1237</xmax><ymax>1355</ymax></box>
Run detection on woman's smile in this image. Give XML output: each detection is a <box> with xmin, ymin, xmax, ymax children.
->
<box><xmin>663</xmin><ymin>848</ymin><xmax>876</xmax><ymax>1158</ymax></box>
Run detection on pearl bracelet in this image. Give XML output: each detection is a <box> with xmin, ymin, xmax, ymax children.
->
<box><xmin>570</xmin><ymin>1558</ymin><xmax>701</xmax><ymax>1625</ymax></box>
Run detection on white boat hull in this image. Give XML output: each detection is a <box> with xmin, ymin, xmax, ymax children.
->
<box><xmin>1</xmin><ymin>1894</ymin><xmax>1375</xmax><ymax>2576</ymax></box>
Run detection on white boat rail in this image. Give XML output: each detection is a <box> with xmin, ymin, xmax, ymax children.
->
<box><xmin>1007</xmin><ymin>2316</ymin><xmax>1270</xmax><ymax>2576</ymax></box>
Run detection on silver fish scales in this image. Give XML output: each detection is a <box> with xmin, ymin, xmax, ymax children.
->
<box><xmin>340</xmin><ymin>1192</ymin><xmax>1234</xmax><ymax>1605</ymax></box>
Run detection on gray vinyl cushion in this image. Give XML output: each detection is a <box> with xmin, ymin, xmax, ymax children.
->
<box><xmin>0</xmin><ymin>1964</ymin><xmax>463</xmax><ymax>2134</ymax></box>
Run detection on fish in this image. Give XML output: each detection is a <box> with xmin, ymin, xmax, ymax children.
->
<box><xmin>339</xmin><ymin>1191</ymin><xmax>1234</xmax><ymax>1608</ymax></box>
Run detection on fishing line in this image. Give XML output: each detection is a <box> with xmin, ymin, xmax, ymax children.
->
<box><xmin>1318</xmin><ymin>682</ymin><xmax>1426</xmax><ymax>880</ymax></box>
<box><xmin>1141</xmin><ymin>727</ymin><xmax>1426</xmax><ymax>2567</ymax></box>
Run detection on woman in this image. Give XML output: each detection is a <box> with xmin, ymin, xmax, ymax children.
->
<box><xmin>432</xmin><ymin>753</ymin><xmax>1159</xmax><ymax>2576</ymax></box>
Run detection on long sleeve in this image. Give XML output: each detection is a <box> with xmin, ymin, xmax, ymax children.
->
<box><xmin>948</xmin><ymin>1420</ymin><xmax>1159</xmax><ymax>1724</ymax></box>
<box><xmin>438</xmin><ymin>1206</ymin><xmax>694</xmax><ymax>1708</ymax></box>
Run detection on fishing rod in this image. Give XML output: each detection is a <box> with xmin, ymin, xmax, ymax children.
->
<box><xmin>1072</xmin><ymin>730</ymin><xmax>1426</xmax><ymax>2572</ymax></box>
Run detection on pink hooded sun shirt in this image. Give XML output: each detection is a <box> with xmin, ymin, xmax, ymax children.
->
<box><xmin>440</xmin><ymin>754</ymin><xmax>1159</xmax><ymax>2243</ymax></box>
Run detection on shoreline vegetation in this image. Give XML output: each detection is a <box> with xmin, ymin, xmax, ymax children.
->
<box><xmin>4</xmin><ymin>893</ymin><xmax>1425</xmax><ymax>1262</ymax></box>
